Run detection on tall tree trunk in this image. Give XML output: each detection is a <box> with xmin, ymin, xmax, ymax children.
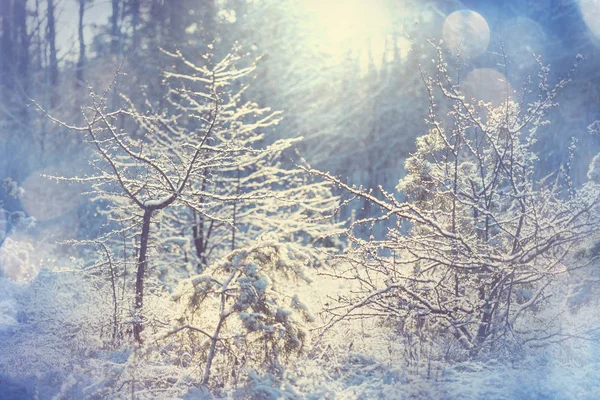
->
<box><xmin>110</xmin><ymin>0</ymin><xmax>120</xmax><ymax>55</ymax></box>
<box><xmin>167</xmin><ymin>0</ymin><xmax>184</xmax><ymax>51</ymax></box>
<box><xmin>14</xmin><ymin>0</ymin><xmax>29</xmax><ymax>120</ymax></box>
<box><xmin>76</xmin><ymin>0</ymin><xmax>86</xmax><ymax>86</ymax></box>
<box><xmin>131</xmin><ymin>0</ymin><xmax>140</xmax><ymax>51</ymax></box>
<box><xmin>0</xmin><ymin>0</ymin><xmax>13</xmax><ymax>87</ymax></box>
<box><xmin>133</xmin><ymin>209</ymin><xmax>153</xmax><ymax>344</ymax></box>
<box><xmin>15</xmin><ymin>0</ymin><xmax>28</xmax><ymax>83</ymax></box>
<box><xmin>192</xmin><ymin>210</ymin><xmax>206</xmax><ymax>269</ymax></box>
<box><xmin>47</xmin><ymin>0</ymin><xmax>58</xmax><ymax>87</ymax></box>
<box><xmin>34</xmin><ymin>0</ymin><xmax>43</xmax><ymax>70</ymax></box>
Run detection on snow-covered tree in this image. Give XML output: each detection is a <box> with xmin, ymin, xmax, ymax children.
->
<box><xmin>42</xmin><ymin>45</ymin><xmax>339</xmax><ymax>355</ymax></box>
<box><xmin>41</xmin><ymin>47</ymin><xmax>283</xmax><ymax>343</ymax></box>
<box><xmin>311</xmin><ymin>47</ymin><xmax>600</xmax><ymax>361</ymax></box>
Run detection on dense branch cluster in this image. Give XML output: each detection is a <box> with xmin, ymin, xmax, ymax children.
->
<box><xmin>45</xmin><ymin>48</ymin><xmax>339</xmax><ymax>369</ymax></box>
<box><xmin>314</xmin><ymin>47</ymin><xmax>600</xmax><ymax>360</ymax></box>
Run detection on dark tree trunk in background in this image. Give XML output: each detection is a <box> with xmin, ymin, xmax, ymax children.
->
<box><xmin>201</xmin><ymin>0</ymin><xmax>216</xmax><ymax>45</ymax></box>
<box><xmin>110</xmin><ymin>0</ymin><xmax>121</xmax><ymax>55</ymax></box>
<box><xmin>0</xmin><ymin>0</ymin><xmax>13</xmax><ymax>87</ymax></box>
<box><xmin>47</xmin><ymin>0</ymin><xmax>58</xmax><ymax>86</ymax></box>
<box><xmin>14</xmin><ymin>0</ymin><xmax>29</xmax><ymax>121</ymax></box>
<box><xmin>76</xmin><ymin>0</ymin><xmax>86</xmax><ymax>85</ymax></box>
<box><xmin>33</xmin><ymin>0</ymin><xmax>43</xmax><ymax>71</ymax></box>
<box><xmin>14</xmin><ymin>0</ymin><xmax>28</xmax><ymax>83</ymax></box>
<box><xmin>0</xmin><ymin>0</ymin><xmax>30</xmax><ymax>109</ymax></box>
<box><xmin>149</xmin><ymin>0</ymin><xmax>162</xmax><ymax>42</ymax></box>
<box><xmin>130</xmin><ymin>0</ymin><xmax>140</xmax><ymax>51</ymax></box>
<box><xmin>192</xmin><ymin>179</ymin><xmax>213</xmax><ymax>270</ymax></box>
<box><xmin>167</xmin><ymin>0</ymin><xmax>184</xmax><ymax>50</ymax></box>
<box><xmin>192</xmin><ymin>210</ymin><xmax>207</xmax><ymax>268</ymax></box>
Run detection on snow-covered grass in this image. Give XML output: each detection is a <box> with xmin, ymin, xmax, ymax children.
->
<box><xmin>222</xmin><ymin>347</ymin><xmax>600</xmax><ymax>399</ymax></box>
<box><xmin>2</xmin><ymin>255</ymin><xmax>600</xmax><ymax>399</ymax></box>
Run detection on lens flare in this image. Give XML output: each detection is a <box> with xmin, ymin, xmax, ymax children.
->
<box><xmin>443</xmin><ymin>10</ymin><xmax>490</xmax><ymax>59</ymax></box>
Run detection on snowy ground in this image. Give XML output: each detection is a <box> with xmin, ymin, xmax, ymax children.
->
<box><xmin>1</xmin><ymin>265</ymin><xmax>600</xmax><ymax>399</ymax></box>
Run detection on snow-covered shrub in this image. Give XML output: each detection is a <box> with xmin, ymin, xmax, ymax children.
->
<box><xmin>166</xmin><ymin>241</ymin><xmax>318</xmax><ymax>387</ymax></box>
<box><xmin>309</xmin><ymin>47</ymin><xmax>600</xmax><ymax>364</ymax></box>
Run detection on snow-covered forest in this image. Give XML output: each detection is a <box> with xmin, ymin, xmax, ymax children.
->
<box><xmin>1</xmin><ymin>0</ymin><xmax>600</xmax><ymax>398</ymax></box>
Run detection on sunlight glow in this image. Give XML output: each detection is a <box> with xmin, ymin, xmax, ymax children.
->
<box><xmin>302</xmin><ymin>0</ymin><xmax>409</xmax><ymax>72</ymax></box>
<box><xmin>304</xmin><ymin>0</ymin><xmax>390</xmax><ymax>47</ymax></box>
<box><xmin>443</xmin><ymin>10</ymin><xmax>490</xmax><ymax>59</ymax></box>
<box><xmin>580</xmin><ymin>0</ymin><xmax>600</xmax><ymax>39</ymax></box>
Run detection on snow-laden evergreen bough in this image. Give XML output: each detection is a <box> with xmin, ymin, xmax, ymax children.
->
<box><xmin>308</xmin><ymin>46</ymin><xmax>600</xmax><ymax>363</ymax></box>
<box><xmin>166</xmin><ymin>241</ymin><xmax>318</xmax><ymax>386</ymax></box>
